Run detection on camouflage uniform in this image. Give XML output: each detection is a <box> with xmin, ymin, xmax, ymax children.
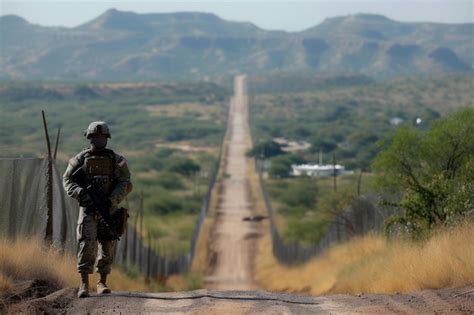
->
<box><xmin>63</xmin><ymin>147</ymin><xmax>131</xmax><ymax>275</ymax></box>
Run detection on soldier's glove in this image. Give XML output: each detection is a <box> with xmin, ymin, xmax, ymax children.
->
<box><xmin>78</xmin><ymin>190</ymin><xmax>94</xmax><ymax>207</ymax></box>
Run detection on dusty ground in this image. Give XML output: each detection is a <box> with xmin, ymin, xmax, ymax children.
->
<box><xmin>206</xmin><ymin>75</ymin><xmax>260</xmax><ymax>291</ymax></box>
<box><xmin>4</xmin><ymin>76</ymin><xmax>473</xmax><ymax>314</ymax></box>
<box><xmin>5</xmin><ymin>280</ymin><xmax>473</xmax><ymax>314</ymax></box>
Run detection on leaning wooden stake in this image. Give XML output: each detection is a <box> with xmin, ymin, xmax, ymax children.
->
<box><xmin>53</xmin><ymin>127</ymin><xmax>61</xmax><ymax>160</ymax></box>
<box><xmin>41</xmin><ymin>110</ymin><xmax>53</xmax><ymax>244</ymax></box>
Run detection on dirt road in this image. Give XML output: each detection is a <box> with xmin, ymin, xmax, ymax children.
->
<box><xmin>8</xmin><ymin>281</ymin><xmax>473</xmax><ymax>314</ymax></box>
<box><xmin>206</xmin><ymin>75</ymin><xmax>260</xmax><ymax>290</ymax></box>
<box><xmin>6</xmin><ymin>76</ymin><xmax>473</xmax><ymax>314</ymax></box>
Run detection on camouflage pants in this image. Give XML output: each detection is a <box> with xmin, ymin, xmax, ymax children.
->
<box><xmin>77</xmin><ymin>208</ymin><xmax>115</xmax><ymax>275</ymax></box>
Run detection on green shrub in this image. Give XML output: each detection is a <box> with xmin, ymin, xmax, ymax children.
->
<box><xmin>146</xmin><ymin>193</ymin><xmax>183</xmax><ymax>215</ymax></box>
<box><xmin>247</xmin><ymin>140</ymin><xmax>285</xmax><ymax>158</ymax></box>
<box><xmin>155</xmin><ymin>172</ymin><xmax>185</xmax><ymax>190</ymax></box>
<box><xmin>284</xmin><ymin>216</ymin><xmax>329</xmax><ymax>245</ymax></box>
<box><xmin>268</xmin><ymin>154</ymin><xmax>305</xmax><ymax>178</ymax></box>
<box><xmin>167</xmin><ymin>158</ymin><xmax>201</xmax><ymax>176</ymax></box>
<box><xmin>373</xmin><ymin>108</ymin><xmax>474</xmax><ymax>237</ymax></box>
<box><xmin>279</xmin><ymin>179</ymin><xmax>318</xmax><ymax>208</ymax></box>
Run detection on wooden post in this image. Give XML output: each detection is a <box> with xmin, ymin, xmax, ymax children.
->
<box><xmin>139</xmin><ymin>191</ymin><xmax>144</xmax><ymax>235</ymax></box>
<box><xmin>42</xmin><ymin>110</ymin><xmax>53</xmax><ymax>244</ymax></box>
<box><xmin>41</xmin><ymin>111</ymin><xmax>52</xmax><ymax>157</ymax></box>
<box><xmin>148</xmin><ymin>235</ymin><xmax>152</xmax><ymax>279</ymax></box>
<box><xmin>53</xmin><ymin>128</ymin><xmax>61</xmax><ymax>160</ymax></box>
<box><xmin>138</xmin><ymin>191</ymin><xmax>144</xmax><ymax>268</ymax></box>
<box><xmin>133</xmin><ymin>196</ymin><xmax>140</xmax><ymax>232</ymax></box>
<box><xmin>132</xmin><ymin>195</ymin><xmax>140</xmax><ymax>267</ymax></box>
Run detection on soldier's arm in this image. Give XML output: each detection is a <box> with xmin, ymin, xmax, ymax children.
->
<box><xmin>109</xmin><ymin>154</ymin><xmax>131</xmax><ymax>206</ymax></box>
<box><xmin>63</xmin><ymin>155</ymin><xmax>83</xmax><ymax>200</ymax></box>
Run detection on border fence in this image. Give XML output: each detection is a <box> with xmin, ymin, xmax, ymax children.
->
<box><xmin>255</xmin><ymin>159</ymin><xmax>394</xmax><ymax>265</ymax></box>
<box><xmin>0</xmin><ymin>154</ymin><xmax>220</xmax><ymax>278</ymax></box>
<box><xmin>114</xmin><ymin>157</ymin><xmax>220</xmax><ymax>278</ymax></box>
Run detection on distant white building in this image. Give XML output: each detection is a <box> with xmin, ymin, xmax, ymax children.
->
<box><xmin>389</xmin><ymin>117</ymin><xmax>404</xmax><ymax>126</ymax></box>
<box><xmin>291</xmin><ymin>150</ymin><xmax>352</xmax><ymax>177</ymax></box>
<box><xmin>291</xmin><ymin>164</ymin><xmax>353</xmax><ymax>177</ymax></box>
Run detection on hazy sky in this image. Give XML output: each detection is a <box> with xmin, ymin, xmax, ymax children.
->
<box><xmin>1</xmin><ymin>0</ymin><xmax>472</xmax><ymax>31</ymax></box>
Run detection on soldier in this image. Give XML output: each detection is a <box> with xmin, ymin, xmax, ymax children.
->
<box><xmin>63</xmin><ymin>121</ymin><xmax>131</xmax><ymax>298</ymax></box>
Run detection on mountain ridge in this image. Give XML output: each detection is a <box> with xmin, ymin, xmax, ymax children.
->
<box><xmin>0</xmin><ymin>10</ymin><xmax>472</xmax><ymax>81</ymax></box>
<box><xmin>3</xmin><ymin>12</ymin><xmax>470</xmax><ymax>33</ymax></box>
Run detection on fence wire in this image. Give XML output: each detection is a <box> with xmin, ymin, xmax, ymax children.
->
<box><xmin>0</xmin><ymin>155</ymin><xmax>220</xmax><ymax>278</ymax></box>
<box><xmin>0</xmin><ymin>158</ymin><xmax>49</xmax><ymax>239</ymax></box>
<box><xmin>114</xmin><ymin>158</ymin><xmax>219</xmax><ymax>278</ymax></box>
<box><xmin>255</xmin><ymin>159</ymin><xmax>393</xmax><ymax>264</ymax></box>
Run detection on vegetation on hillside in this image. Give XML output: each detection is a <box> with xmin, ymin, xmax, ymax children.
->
<box><xmin>0</xmin><ymin>81</ymin><xmax>229</xmax><ymax>157</ymax></box>
<box><xmin>248</xmin><ymin>73</ymin><xmax>373</xmax><ymax>94</ymax></box>
<box><xmin>265</xmin><ymin>175</ymin><xmax>369</xmax><ymax>245</ymax></box>
<box><xmin>2</xmin><ymin>11</ymin><xmax>472</xmax><ymax>80</ymax></box>
<box><xmin>248</xmin><ymin>123</ymin><xmax>474</xmax><ymax>295</ymax></box>
<box><xmin>0</xmin><ymin>81</ymin><xmax>229</xmax><ymax>256</ymax></box>
<box><xmin>249</xmin><ymin>74</ymin><xmax>473</xmax><ymax>244</ymax></box>
<box><xmin>374</xmin><ymin>108</ymin><xmax>474</xmax><ymax>237</ymax></box>
<box><xmin>250</xmin><ymin>74</ymin><xmax>473</xmax><ymax>170</ymax></box>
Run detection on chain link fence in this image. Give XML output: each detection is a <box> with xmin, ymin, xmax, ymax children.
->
<box><xmin>255</xmin><ymin>159</ymin><xmax>394</xmax><ymax>264</ymax></box>
<box><xmin>0</xmin><ymin>155</ymin><xmax>220</xmax><ymax>278</ymax></box>
<box><xmin>114</xmin><ymin>157</ymin><xmax>220</xmax><ymax>278</ymax></box>
<box><xmin>0</xmin><ymin>158</ymin><xmax>49</xmax><ymax>239</ymax></box>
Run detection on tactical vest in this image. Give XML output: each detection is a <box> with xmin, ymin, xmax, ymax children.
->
<box><xmin>82</xmin><ymin>149</ymin><xmax>116</xmax><ymax>195</ymax></box>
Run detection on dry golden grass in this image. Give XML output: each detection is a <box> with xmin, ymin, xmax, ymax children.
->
<box><xmin>0</xmin><ymin>237</ymin><xmax>150</xmax><ymax>295</ymax></box>
<box><xmin>247</xmin><ymin>108</ymin><xmax>473</xmax><ymax>296</ymax></box>
<box><xmin>0</xmin><ymin>273</ymin><xmax>11</xmax><ymax>294</ymax></box>
<box><xmin>0</xmin><ymin>237</ymin><xmax>77</xmax><ymax>291</ymax></box>
<box><xmin>165</xmin><ymin>274</ymin><xmax>188</xmax><ymax>291</ymax></box>
<box><xmin>191</xmin><ymin>218</ymin><xmax>214</xmax><ymax>273</ymax></box>
<box><xmin>255</xmin><ymin>222</ymin><xmax>474</xmax><ymax>295</ymax></box>
<box><xmin>190</xmin><ymin>111</ymin><xmax>231</xmax><ymax>275</ymax></box>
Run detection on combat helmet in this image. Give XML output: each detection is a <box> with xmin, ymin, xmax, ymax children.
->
<box><xmin>84</xmin><ymin>121</ymin><xmax>111</xmax><ymax>139</ymax></box>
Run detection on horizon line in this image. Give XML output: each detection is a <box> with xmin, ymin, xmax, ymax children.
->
<box><xmin>2</xmin><ymin>8</ymin><xmax>473</xmax><ymax>33</ymax></box>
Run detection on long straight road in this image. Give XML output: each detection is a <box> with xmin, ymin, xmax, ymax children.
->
<box><xmin>10</xmin><ymin>75</ymin><xmax>473</xmax><ymax>314</ymax></box>
<box><xmin>205</xmin><ymin>75</ymin><xmax>260</xmax><ymax>290</ymax></box>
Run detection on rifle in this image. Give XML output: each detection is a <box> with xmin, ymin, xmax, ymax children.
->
<box><xmin>72</xmin><ymin>167</ymin><xmax>121</xmax><ymax>241</ymax></box>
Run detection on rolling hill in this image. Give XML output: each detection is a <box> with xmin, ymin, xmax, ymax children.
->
<box><xmin>0</xmin><ymin>9</ymin><xmax>472</xmax><ymax>80</ymax></box>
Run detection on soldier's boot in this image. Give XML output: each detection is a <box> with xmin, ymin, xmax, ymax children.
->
<box><xmin>97</xmin><ymin>273</ymin><xmax>111</xmax><ymax>294</ymax></box>
<box><xmin>77</xmin><ymin>273</ymin><xmax>89</xmax><ymax>298</ymax></box>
